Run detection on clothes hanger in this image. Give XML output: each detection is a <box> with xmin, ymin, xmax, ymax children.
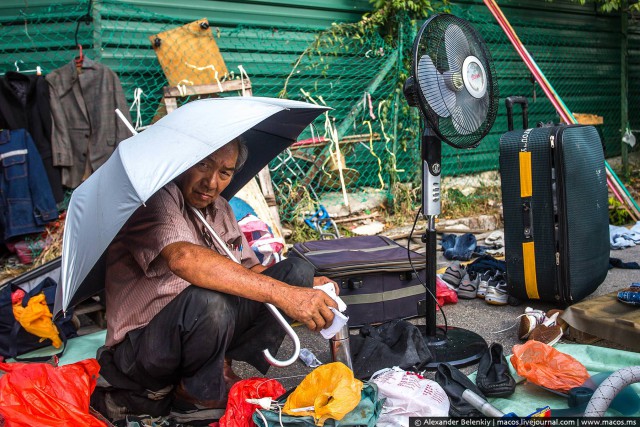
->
<box><xmin>0</xmin><ymin>60</ymin><xmax>43</xmax><ymax>76</ymax></box>
<box><xmin>75</xmin><ymin>44</ymin><xmax>84</xmax><ymax>68</ymax></box>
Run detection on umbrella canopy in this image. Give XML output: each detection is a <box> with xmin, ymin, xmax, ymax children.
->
<box><xmin>54</xmin><ymin>97</ymin><xmax>328</xmax><ymax>315</ymax></box>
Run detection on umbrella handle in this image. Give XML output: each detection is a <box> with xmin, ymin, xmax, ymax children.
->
<box><xmin>263</xmin><ymin>303</ymin><xmax>301</xmax><ymax>367</ymax></box>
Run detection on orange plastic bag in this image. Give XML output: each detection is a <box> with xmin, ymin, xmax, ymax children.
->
<box><xmin>13</xmin><ymin>292</ymin><xmax>62</xmax><ymax>348</ymax></box>
<box><xmin>511</xmin><ymin>341</ymin><xmax>590</xmax><ymax>393</ymax></box>
<box><xmin>219</xmin><ymin>377</ymin><xmax>286</xmax><ymax>427</ymax></box>
<box><xmin>283</xmin><ymin>362</ymin><xmax>363</xmax><ymax>426</ymax></box>
<box><xmin>0</xmin><ymin>358</ymin><xmax>105</xmax><ymax>427</ymax></box>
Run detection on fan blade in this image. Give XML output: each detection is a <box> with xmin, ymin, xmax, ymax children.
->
<box><xmin>445</xmin><ymin>24</ymin><xmax>471</xmax><ymax>72</ymax></box>
<box><xmin>417</xmin><ymin>55</ymin><xmax>456</xmax><ymax>118</ymax></box>
<box><xmin>451</xmin><ymin>89</ymin><xmax>489</xmax><ymax>135</ymax></box>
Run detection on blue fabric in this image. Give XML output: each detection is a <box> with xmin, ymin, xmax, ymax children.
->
<box><xmin>229</xmin><ymin>196</ymin><xmax>256</xmax><ymax>221</ymax></box>
<box><xmin>0</xmin><ymin>129</ymin><xmax>58</xmax><ymax>241</ymax></box>
<box><xmin>609</xmin><ymin>257</ymin><xmax>640</xmax><ymax>270</ymax></box>
<box><xmin>441</xmin><ymin>233</ymin><xmax>477</xmax><ymax>261</ymax></box>
<box><xmin>465</xmin><ymin>254</ymin><xmax>507</xmax><ymax>275</ymax></box>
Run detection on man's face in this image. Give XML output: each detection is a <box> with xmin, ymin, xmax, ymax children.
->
<box><xmin>176</xmin><ymin>142</ymin><xmax>239</xmax><ymax>209</ymax></box>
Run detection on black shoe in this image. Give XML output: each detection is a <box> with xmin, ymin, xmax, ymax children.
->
<box><xmin>476</xmin><ymin>343</ymin><xmax>516</xmax><ymax>398</ymax></box>
<box><xmin>435</xmin><ymin>363</ymin><xmax>486</xmax><ymax>417</ymax></box>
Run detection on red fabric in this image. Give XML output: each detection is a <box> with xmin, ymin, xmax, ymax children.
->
<box><xmin>436</xmin><ymin>275</ymin><xmax>458</xmax><ymax>308</ymax></box>
<box><xmin>0</xmin><ymin>359</ymin><xmax>105</xmax><ymax>427</ymax></box>
<box><xmin>219</xmin><ymin>377</ymin><xmax>286</xmax><ymax>427</ymax></box>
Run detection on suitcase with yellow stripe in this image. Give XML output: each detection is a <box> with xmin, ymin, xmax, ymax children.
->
<box><xmin>499</xmin><ymin>96</ymin><xmax>609</xmax><ymax>304</ymax></box>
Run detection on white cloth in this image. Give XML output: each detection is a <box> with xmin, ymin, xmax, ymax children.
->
<box><xmin>610</xmin><ymin>222</ymin><xmax>640</xmax><ymax>249</ymax></box>
<box><xmin>314</xmin><ymin>282</ymin><xmax>349</xmax><ymax>339</ymax></box>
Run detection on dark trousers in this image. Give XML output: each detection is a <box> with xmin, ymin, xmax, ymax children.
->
<box><xmin>97</xmin><ymin>257</ymin><xmax>314</xmax><ymax>413</ymax></box>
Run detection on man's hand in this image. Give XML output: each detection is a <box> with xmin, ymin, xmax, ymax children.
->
<box><xmin>313</xmin><ymin>275</ymin><xmax>340</xmax><ymax>296</ymax></box>
<box><xmin>276</xmin><ymin>286</ymin><xmax>338</xmax><ymax>333</ymax></box>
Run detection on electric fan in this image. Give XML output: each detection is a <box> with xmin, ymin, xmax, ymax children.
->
<box><xmin>403</xmin><ymin>14</ymin><xmax>499</xmax><ymax>367</ymax></box>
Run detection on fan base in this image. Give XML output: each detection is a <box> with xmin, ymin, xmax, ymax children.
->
<box><xmin>422</xmin><ymin>326</ymin><xmax>487</xmax><ymax>369</ymax></box>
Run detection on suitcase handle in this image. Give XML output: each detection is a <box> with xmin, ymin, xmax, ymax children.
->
<box><xmin>505</xmin><ymin>96</ymin><xmax>529</xmax><ymax>131</ymax></box>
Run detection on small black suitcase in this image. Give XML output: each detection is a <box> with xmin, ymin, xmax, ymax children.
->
<box><xmin>499</xmin><ymin>97</ymin><xmax>609</xmax><ymax>304</ymax></box>
<box><xmin>289</xmin><ymin>235</ymin><xmax>426</xmax><ymax>326</ymax></box>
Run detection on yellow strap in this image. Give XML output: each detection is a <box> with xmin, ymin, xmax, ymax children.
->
<box><xmin>522</xmin><ymin>242</ymin><xmax>539</xmax><ymax>299</ymax></box>
<box><xmin>519</xmin><ymin>151</ymin><xmax>532</xmax><ymax>197</ymax></box>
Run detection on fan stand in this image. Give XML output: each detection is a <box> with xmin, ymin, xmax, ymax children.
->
<box><xmin>420</xmin><ymin>127</ymin><xmax>487</xmax><ymax>369</ymax></box>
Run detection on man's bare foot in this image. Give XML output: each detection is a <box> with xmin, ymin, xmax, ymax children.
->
<box><xmin>223</xmin><ymin>358</ymin><xmax>242</xmax><ymax>390</ymax></box>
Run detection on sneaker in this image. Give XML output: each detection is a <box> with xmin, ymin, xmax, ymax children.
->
<box><xmin>457</xmin><ymin>271</ymin><xmax>479</xmax><ymax>299</ymax></box>
<box><xmin>618</xmin><ymin>283</ymin><xmax>640</xmax><ymax>306</ymax></box>
<box><xmin>476</xmin><ymin>270</ymin><xmax>493</xmax><ymax>299</ymax></box>
<box><xmin>442</xmin><ymin>262</ymin><xmax>466</xmax><ymax>289</ymax></box>
<box><xmin>528</xmin><ymin>324</ymin><xmax>563</xmax><ymax>346</ymax></box>
<box><xmin>547</xmin><ymin>309</ymin><xmax>568</xmax><ymax>332</ymax></box>
<box><xmin>484</xmin><ymin>273</ymin><xmax>508</xmax><ymax>305</ymax></box>
<box><xmin>518</xmin><ymin>307</ymin><xmax>547</xmax><ymax>340</ymax></box>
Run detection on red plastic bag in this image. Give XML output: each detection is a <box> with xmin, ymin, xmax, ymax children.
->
<box><xmin>219</xmin><ymin>377</ymin><xmax>286</xmax><ymax>427</ymax></box>
<box><xmin>511</xmin><ymin>341</ymin><xmax>590</xmax><ymax>393</ymax></box>
<box><xmin>0</xmin><ymin>358</ymin><xmax>105</xmax><ymax>427</ymax></box>
<box><xmin>436</xmin><ymin>276</ymin><xmax>458</xmax><ymax>308</ymax></box>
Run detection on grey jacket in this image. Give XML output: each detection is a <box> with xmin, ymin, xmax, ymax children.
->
<box><xmin>46</xmin><ymin>57</ymin><xmax>132</xmax><ymax>188</ymax></box>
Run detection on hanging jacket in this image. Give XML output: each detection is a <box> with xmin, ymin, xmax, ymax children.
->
<box><xmin>46</xmin><ymin>57</ymin><xmax>132</xmax><ymax>189</ymax></box>
<box><xmin>0</xmin><ymin>129</ymin><xmax>58</xmax><ymax>241</ymax></box>
<box><xmin>0</xmin><ymin>71</ymin><xmax>64</xmax><ymax>203</ymax></box>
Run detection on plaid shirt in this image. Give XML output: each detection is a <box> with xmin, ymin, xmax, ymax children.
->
<box><xmin>104</xmin><ymin>181</ymin><xmax>259</xmax><ymax>347</ymax></box>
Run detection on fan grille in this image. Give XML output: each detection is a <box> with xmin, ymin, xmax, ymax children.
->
<box><xmin>414</xmin><ymin>14</ymin><xmax>499</xmax><ymax>149</ymax></box>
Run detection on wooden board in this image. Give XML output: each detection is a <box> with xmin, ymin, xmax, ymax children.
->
<box><xmin>150</xmin><ymin>18</ymin><xmax>228</xmax><ymax>87</ymax></box>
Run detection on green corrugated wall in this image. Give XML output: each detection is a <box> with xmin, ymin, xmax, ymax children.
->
<box><xmin>0</xmin><ymin>0</ymin><xmax>632</xmax><ymax>173</ymax></box>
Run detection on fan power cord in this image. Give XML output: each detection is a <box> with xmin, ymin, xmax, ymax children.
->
<box><xmin>407</xmin><ymin>206</ymin><xmax>449</xmax><ymax>334</ymax></box>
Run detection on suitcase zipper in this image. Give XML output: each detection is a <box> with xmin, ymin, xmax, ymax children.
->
<box><xmin>552</xmin><ymin>126</ymin><xmax>572</xmax><ymax>303</ymax></box>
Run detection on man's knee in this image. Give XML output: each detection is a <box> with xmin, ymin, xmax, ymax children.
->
<box><xmin>264</xmin><ymin>257</ymin><xmax>315</xmax><ymax>287</ymax></box>
<box><xmin>179</xmin><ymin>286</ymin><xmax>238</xmax><ymax>331</ymax></box>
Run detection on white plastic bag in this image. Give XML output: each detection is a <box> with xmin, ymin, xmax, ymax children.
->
<box><xmin>370</xmin><ymin>367</ymin><xmax>449</xmax><ymax>427</ymax></box>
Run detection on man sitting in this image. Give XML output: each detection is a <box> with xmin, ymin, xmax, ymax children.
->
<box><xmin>93</xmin><ymin>137</ymin><xmax>338</xmax><ymax>420</ymax></box>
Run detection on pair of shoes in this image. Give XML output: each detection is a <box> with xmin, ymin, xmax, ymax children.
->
<box><xmin>484</xmin><ymin>231</ymin><xmax>504</xmax><ymax>248</ymax></box>
<box><xmin>484</xmin><ymin>272</ymin><xmax>508</xmax><ymax>305</ymax></box>
<box><xmin>528</xmin><ymin>324</ymin><xmax>563</xmax><ymax>346</ymax></box>
<box><xmin>435</xmin><ymin>363</ymin><xmax>486</xmax><ymax>417</ymax></box>
<box><xmin>476</xmin><ymin>343</ymin><xmax>516</xmax><ymax>398</ymax></box>
<box><xmin>457</xmin><ymin>271</ymin><xmax>480</xmax><ymax>299</ymax></box>
<box><xmin>476</xmin><ymin>270</ymin><xmax>494</xmax><ymax>299</ymax></box>
<box><xmin>518</xmin><ymin>307</ymin><xmax>549</xmax><ymax>339</ymax></box>
<box><xmin>618</xmin><ymin>283</ymin><xmax>640</xmax><ymax>306</ymax></box>
<box><xmin>518</xmin><ymin>308</ymin><xmax>564</xmax><ymax>346</ymax></box>
<box><xmin>441</xmin><ymin>262</ymin><xmax>466</xmax><ymax>289</ymax></box>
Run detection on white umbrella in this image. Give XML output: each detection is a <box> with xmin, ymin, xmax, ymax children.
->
<box><xmin>54</xmin><ymin>97</ymin><xmax>328</xmax><ymax>366</ymax></box>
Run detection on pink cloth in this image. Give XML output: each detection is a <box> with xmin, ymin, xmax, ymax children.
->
<box><xmin>104</xmin><ymin>182</ymin><xmax>259</xmax><ymax>347</ymax></box>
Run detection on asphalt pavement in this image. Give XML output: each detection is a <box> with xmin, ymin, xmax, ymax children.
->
<box><xmin>231</xmin><ymin>233</ymin><xmax>640</xmax><ymax>389</ymax></box>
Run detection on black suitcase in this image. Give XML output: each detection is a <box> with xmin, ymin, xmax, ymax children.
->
<box><xmin>499</xmin><ymin>96</ymin><xmax>609</xmax><ymax>304</ymax></box>
<box><xmin>289</xmin><ymin>235</ymin><xmax>426</xmax><ymax>326</ymax></box>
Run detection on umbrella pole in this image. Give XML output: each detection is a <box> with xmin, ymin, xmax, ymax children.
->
<box><xmin>191</xmin><ymin>207</ymin><xmax>302</xmax><ymax>367</ymax></box>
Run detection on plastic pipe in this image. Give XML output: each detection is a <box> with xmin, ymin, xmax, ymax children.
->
<box><xmin>584</xmin><ymin>366</ymin><xmax>640</xmax><ymax>417</ymax></box>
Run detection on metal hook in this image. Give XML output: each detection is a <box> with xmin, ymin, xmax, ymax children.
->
<box><xmin>263</xmin><ymin>303</ymin><xmax>300</xmax><ymax>367</ymax></box>
<box><xmin>14</xmin><ymin>60</ymin><xmax>24</xmax><ymax>71</ymax></box>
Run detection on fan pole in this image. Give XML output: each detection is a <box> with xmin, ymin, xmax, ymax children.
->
<box><xmin>420</xmin><ymin>127</ymin><xmax>488</xmax><ymax>368</ymax></box>
<box><xmin>421</xmin><ymin>127</ymin><xmax>442</xmax><ymax>339</ymax></box>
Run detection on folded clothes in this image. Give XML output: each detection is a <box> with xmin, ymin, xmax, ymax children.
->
<box><xmin>610</xmin><ymin>223</ymin><xmax>640</xmax><ymax>249</ymax></box>
<box><xmin>441</xmin><ymin>233</ymin><xmax>477</xmax><ymax>261</ymax></box>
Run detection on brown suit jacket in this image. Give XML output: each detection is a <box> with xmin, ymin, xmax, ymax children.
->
<box><xmin>46</xmin><ymin>57</ymin><xmax>132</xmax><ymax>188</ymax></box>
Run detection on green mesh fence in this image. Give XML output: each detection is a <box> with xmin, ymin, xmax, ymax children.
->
<box><xmin>0</xmin><ymin>0</ymin><xmax>632</xmax><ymax>225</ymax></box>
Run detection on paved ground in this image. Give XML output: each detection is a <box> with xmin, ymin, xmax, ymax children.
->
<box><xmin>232</xmin><ymin>235</ymin><xmax>640</xmax><ymax>389</ymax></box>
